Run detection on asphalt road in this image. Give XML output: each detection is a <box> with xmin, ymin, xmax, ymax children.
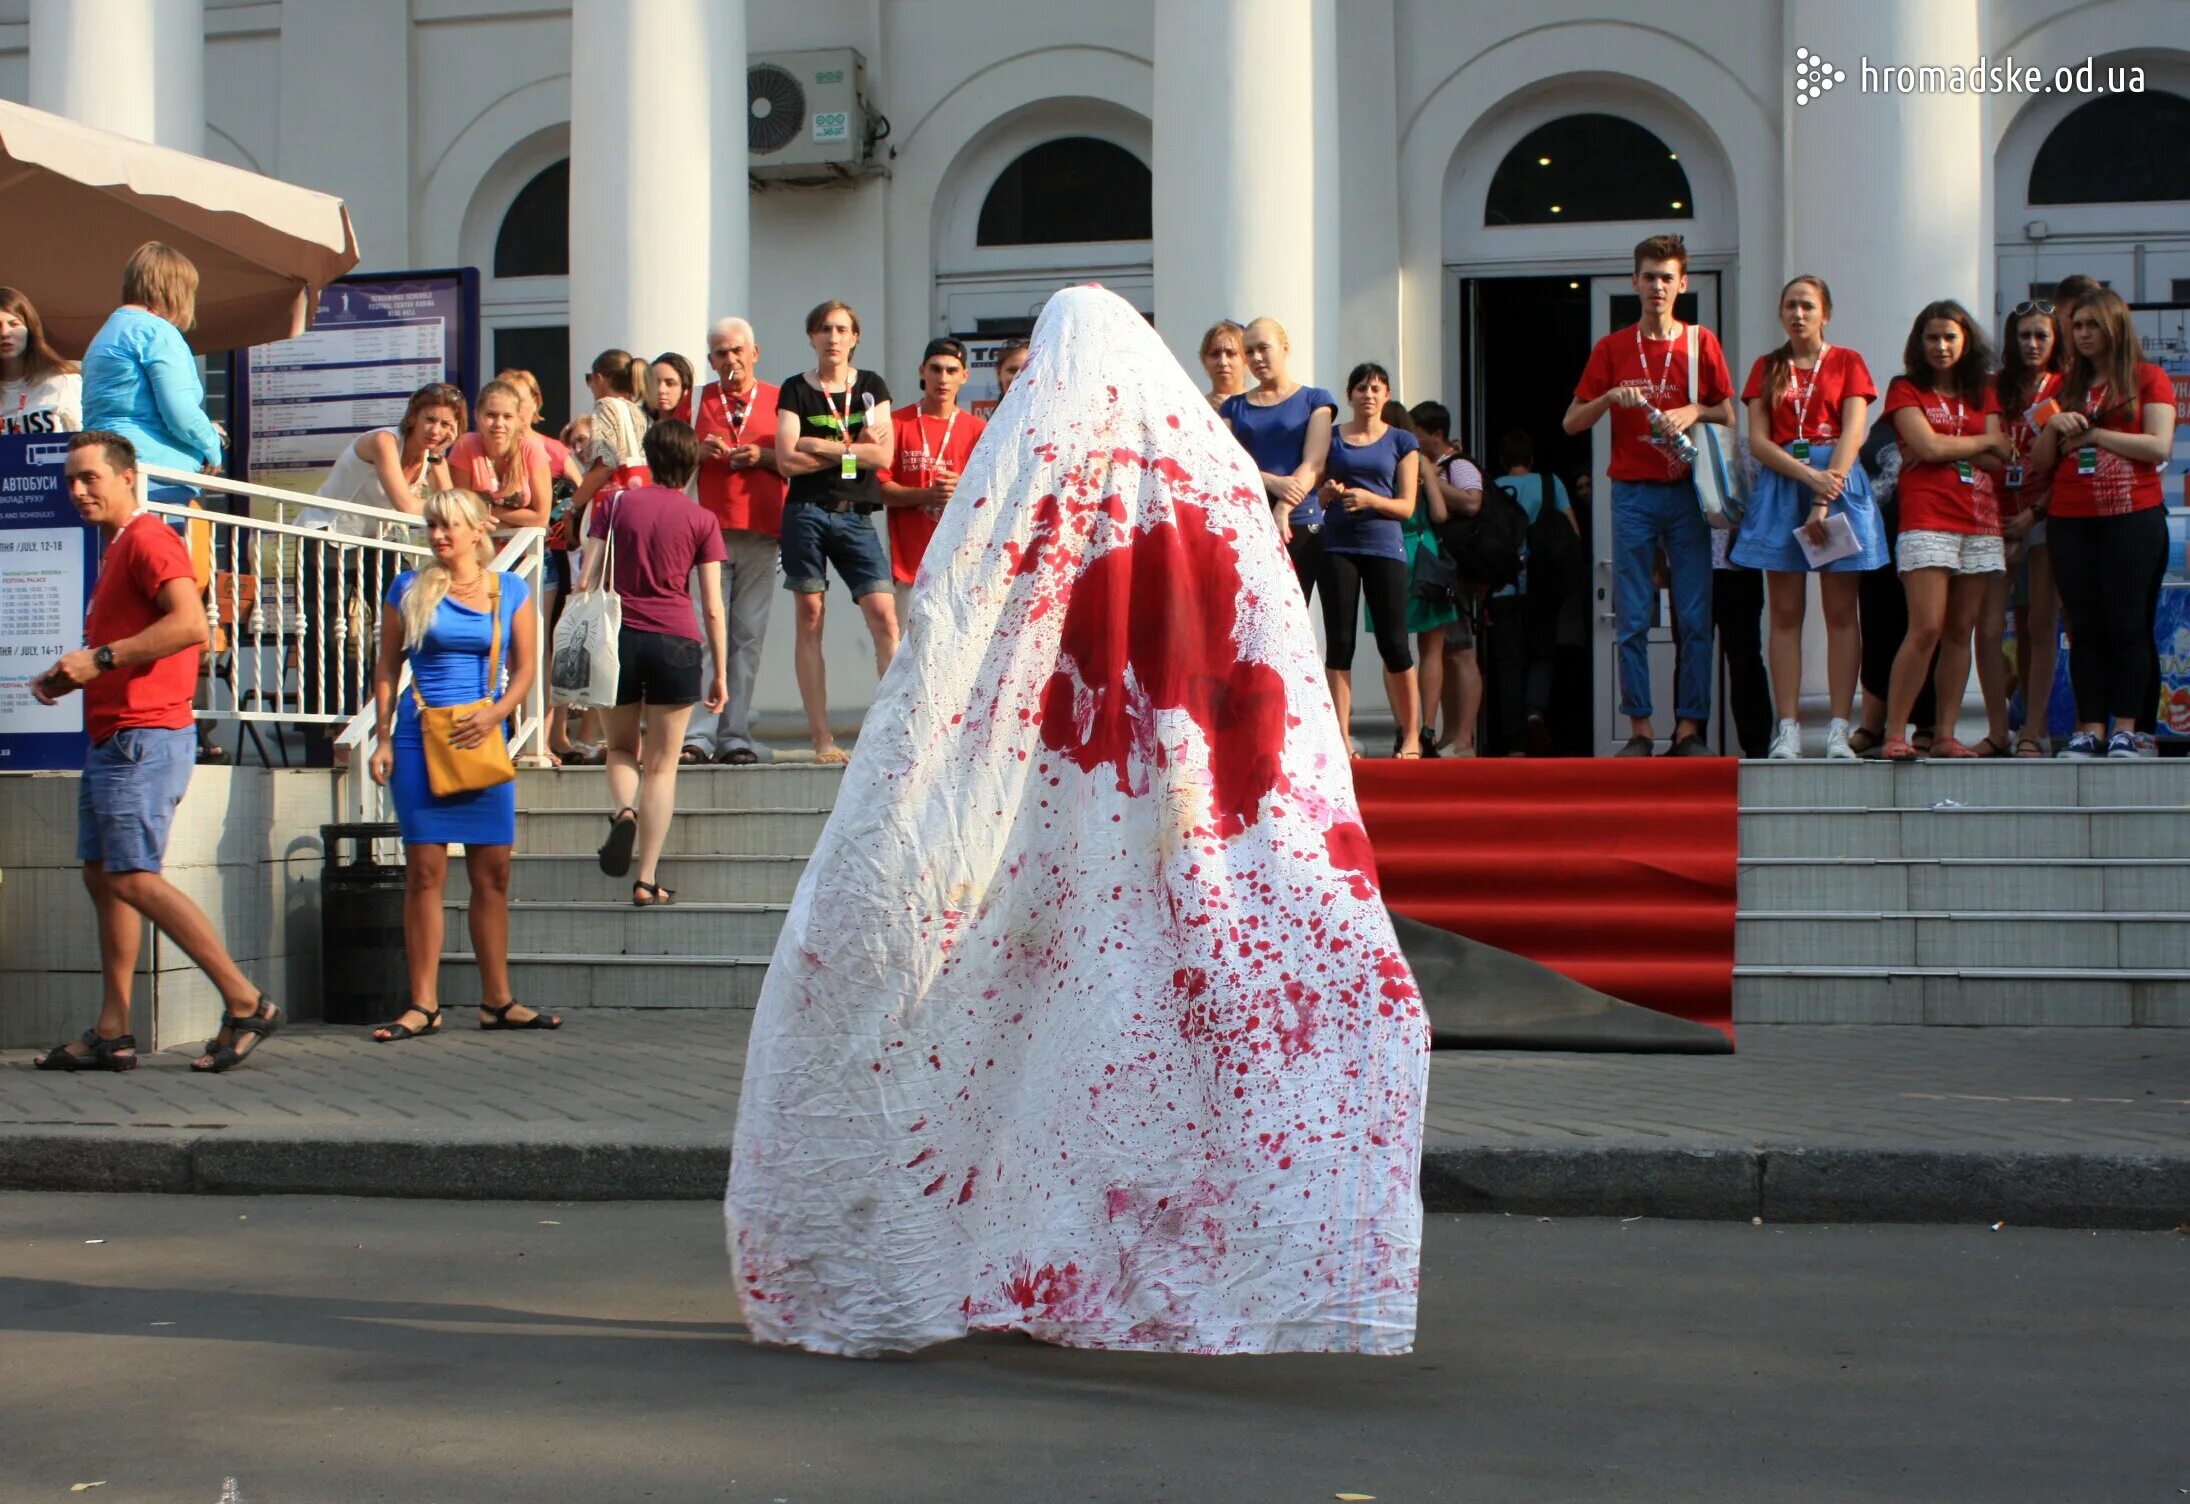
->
<box><xmin>2</xmin><ymin>1196</ymin><xmax>2184</xmax><ymax>1504</ymax></box>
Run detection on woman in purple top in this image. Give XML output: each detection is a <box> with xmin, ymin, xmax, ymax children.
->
<box><xmin>581</xmin><ymin>420</ymin><xmax>728</xmax><ymax>906</ymax></box>
<box><xmin>1317</xmin><ymin>362</ymin><xmax>1422</xmax><ymax>759</ymax></box>
<box><xmin>1222</xmin><ymin>316</ymin><xmax>1336</xmax><ymax>601</ymax></box>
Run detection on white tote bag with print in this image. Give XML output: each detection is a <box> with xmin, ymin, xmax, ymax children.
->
<box><xmin>549</xmin><ymin>499</ymin><xmax>622</xmax><ymax>708</ymax></box>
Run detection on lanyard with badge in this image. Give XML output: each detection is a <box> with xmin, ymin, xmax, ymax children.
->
<box><xmin>914</xmin><ymin>409</ymin><xmax>957</xmax><ymax>483</ymax></box>
<box><xmin>1634</xmin><ymin>324</ymin><xmax>1678</xmax><ymax>405</ymax></box>
<box><xmin>1786</xmin><ymin>347</ymin><xmax>1829</xmax><ymax>463</ymax></box>
<box><xmin>2077</xmin><ymin>384</ymin><xmax>2107</xmax><ymax>476</ymax></box>
<box><xmin>1929</xmin><ymin>393</ymin><xmax>1975</xmax><ymax>485</ymax></box>
<box><xmin>821</xmin><ymin>373</ymin><xmax>860</xmax><ymax>482</ymax></box>
<box><xmin>719</xmin><ymin>377</ymin><xmax>751</xmax><ymax>445</ymax></box>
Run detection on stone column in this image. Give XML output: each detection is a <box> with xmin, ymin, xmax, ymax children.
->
<box><xmin>568</xmin><ymin>0</ymin><xmax>739</xmax><ymax>414</ymax></box>
<box><xmin>1785</xmin><ymin>0</ymin><xmax>1988</xmax><ymax>376</ymax></box>
<box><xmin>30</xmin><ymin>0</ymin><xmax>203</xmax><ymax>153</ymax></box>
<box><xmin>1152</xmin><ymin>0</ymin><xmax>1335</xmax><ymax>384</ymax></box>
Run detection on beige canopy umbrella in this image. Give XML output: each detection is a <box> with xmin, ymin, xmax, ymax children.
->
<box><xmin>0</xmin><ymin>98</ymin><xmax>358</xmax><ymax>357</ymax></box>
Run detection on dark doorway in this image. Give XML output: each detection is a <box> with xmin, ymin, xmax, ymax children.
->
<box><xmin>494</xmin><ymin>325</ymin><xmax>571</xmax><ymax>434</ymax></box>
<box><xmin>1464</xmin><ymin>275</ymin><xmax>1592</xmax><ymax>489</ymax></box>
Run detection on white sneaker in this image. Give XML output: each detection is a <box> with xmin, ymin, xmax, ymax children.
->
<box><xmin>1824</xmin><ymin>718</ymin><xmax>1857</xmax><ymax>761</ymax></box>
<box><xmin>1768</xmin><ymin>719</ymin><xmax>1802</xmax><ymax>760</ymax></box>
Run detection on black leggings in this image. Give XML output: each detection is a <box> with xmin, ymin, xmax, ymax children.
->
<box><xmin>1319</xmin><ymin>551</ymin><xmax>1413</xmax><ymax>673</ymax></box>
<box><xmin>1288</xmin><ymin>526</ymin><xmax>1323</xmax><ymax>603</ymax></box>
<box><xmin>1858</xmin><ymin>559</ymin><xmax>1937</xmax><ymax>730</ymax></box>
<box><xmin>1712</xmin><ymin>567</ymin><xmax>1775</xmax><ymax>759</ymax></box>
<box><xmin>2048</xmin><ymin>508</ymin><xmax>2167</xmax><ymax>724</ymax></box>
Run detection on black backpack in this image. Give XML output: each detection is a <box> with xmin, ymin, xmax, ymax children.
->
<box><xmin>1524</xmin><ymin>488</ymin><xmax>1586</xmax><ymax>594</ymax></box>
<box><xmin>1438</xmin><ymin>480</ymin><xmax>1529</xmax><ymax>593</ymax></box>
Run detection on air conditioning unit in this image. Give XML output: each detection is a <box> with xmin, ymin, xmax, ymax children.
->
<box><xmin>747</xmin><ymin>48</ymin><xmax>876</xmax><ymax>181</ymax></box>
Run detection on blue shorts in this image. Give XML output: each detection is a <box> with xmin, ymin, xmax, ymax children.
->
<box><xmin>779</xmin><ymin>502</ymin><xmax>890</xmax><ymax>599</ymax></box>
<box><xmin>76</xmin><ymin>726</ymin><xmax>197</xmax><ymax>874</ymax></box>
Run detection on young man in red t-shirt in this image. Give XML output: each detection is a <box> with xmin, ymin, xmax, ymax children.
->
<box><xmin>685</xmin><ymin>315</ymin><xmax>787</xmax><ymax>765</ymax></box>
<box><xmin>879</xmin><ymin>337</ymin><xmax>987</xmax><ymax>621</ymax></box>
<box><xmin>1564</xmin><ymin>233</ymin><xmax>1738</xmax><ymax>756</ymax></box>
<box><xmin>31</xmin><ymin>432</ymin><xmax>276</xmax><ymax>1073</ymax></box>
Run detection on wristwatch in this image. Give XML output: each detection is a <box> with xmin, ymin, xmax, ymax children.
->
<box><xmin>93</xmin><ymin>645</ymin><xmax>116</xmax><ymax>671</ymax></box>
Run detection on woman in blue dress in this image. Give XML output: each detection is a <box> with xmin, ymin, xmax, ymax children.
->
<box><xmin>365</xmin><ymin>489</ymin><xmax>557</xmax><ymax>1040</ymax></box>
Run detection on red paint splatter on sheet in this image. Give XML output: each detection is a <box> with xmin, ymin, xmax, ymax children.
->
<box><xmin>1002</xmin><ymin>1259</ymin><xmax>1088</xmax><ymax>1319</ymax></box>
<box><xmin>1038</xmin><ymin>499</ymin><xmax>1287</xmax><ymax>836</ymax></box>
<box><xmin>1322</xmin><ymin>821</ymin><xmax>1379</xmax><ymax>900</ymax></box>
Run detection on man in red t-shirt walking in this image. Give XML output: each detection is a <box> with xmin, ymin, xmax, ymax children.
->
<box><xmin>31</xmin><ymin>432</ymin><xmax>277</xmax><ymax>1073</ymax></box>
<box><xmin>1564</xmin><ymin>233</ymin><xmax>1737</xmax><ymax>756</ymax></box>
<box><xmin>685</xmin><ymin>316</ymin><xmax>786</xmax><ymax>765</ymax></box>
<box><xmin>879</xmin><ymin>337</ymin><xmax>987</xmax><ymax>622</ymax></box>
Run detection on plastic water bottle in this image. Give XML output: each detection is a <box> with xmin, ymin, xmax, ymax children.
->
<box><xmin>1651</xmin><ymin>409</ymin><xmax>1699</xmax><ymax>468</ymax></box>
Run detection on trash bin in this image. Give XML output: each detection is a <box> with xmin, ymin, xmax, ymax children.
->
<box><xmin>320</xmin><ymin>823</ymin><xmax>405</xmax><ymax>1027</ymax></box>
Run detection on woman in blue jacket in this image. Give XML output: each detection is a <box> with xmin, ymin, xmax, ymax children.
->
<box><xmin>81</xmin><ymin>242</ymin><xmax>224</xmax><ymax>499</ymax></box>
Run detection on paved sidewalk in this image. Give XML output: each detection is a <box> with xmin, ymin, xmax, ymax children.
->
<box><xmin>5</xmin><ymin>1018</ymin><xmax>2186</xmax><ymax>1227</ymax></box>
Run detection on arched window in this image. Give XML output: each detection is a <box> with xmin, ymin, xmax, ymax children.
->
<box><xmin>977</xmin><ymin>137</ymin><xmax>1152</xmax><ymax>246</ymax></box>
<box><xmin>494</xmin><ymin>159</ymin><xmax>569</xmax><ymax>278</ymax></box>
<box><xmin>1484</xmin><ymin>115</ymin><xmax>1693</xmax><ymax>226</ymax></box>
<box><xmin>2029</xmin><ymin>91</ymin><xmax>2190</xmax><ymax>205</ymax></box>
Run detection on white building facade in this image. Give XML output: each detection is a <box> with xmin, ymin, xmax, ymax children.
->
<box><xmin>4</xmin><ymin>0</ymin><xmax>2185</xmax><ymax>743</ymax></box>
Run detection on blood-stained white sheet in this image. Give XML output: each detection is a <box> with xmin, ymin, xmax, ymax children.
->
<box><xmin>726</xmin><ymin>286</ymin><xmax>1429</xmax><ymax>1357</ymax></box>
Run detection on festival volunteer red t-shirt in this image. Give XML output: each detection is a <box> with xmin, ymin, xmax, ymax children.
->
<box><xmin>880</xmin><ymin>403</ymin><xmax>986</xmax><ymax>585</ymax></box>
<box><xmin>693</xmin><ymin>380</ymin><xmax>786</xmax><ymax>535</ymax></box>
<box><xmin>1884</xmin><ymin>377</ymin><xmax>2003</xmax><ymax>536</ymax></box>
<box><xmin>2047</xmin><ymin>362</ymin><xmax>2177</xmax><ymax>520</ymax></box>
<box><xmin>1740</xmin><ymin>346</ymin><xmax>1875</xmax><ymax>448</ymax></box>
<box><xmin>1574</xmin><ymin>322</ymin><xmax>1734</xmax><ymax>482</ymax></box>
<box><xmin>84</xmin><ymin>513</ymin><xmax>201</xmax><ymax>741</ymax></box>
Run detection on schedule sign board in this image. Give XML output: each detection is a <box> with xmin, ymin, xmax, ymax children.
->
<box><xmin>232</xmin><ymin>271</ymin><xmax>480</xmax><ymax>493</ymax></box>
<box><xmin>0</xmin><ymin>434</ymin><xmax>94</xmax><ymax>771</ymax></box>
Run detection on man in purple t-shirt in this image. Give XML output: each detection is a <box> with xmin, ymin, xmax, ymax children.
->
<box><xmin>581</xmin><ymin>419</ymin><xmax>728</xmax><ymax>905</ymax></box>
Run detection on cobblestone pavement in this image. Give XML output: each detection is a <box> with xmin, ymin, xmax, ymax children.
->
<box><xmin>7</xmin><ymin>1017</ymin><xmax>2185</xmax><ymax>1147</ymax></box>
<box><xmin>5</xmin><ymin>1019</ymin><xmax>2186</xmax><ymax>1223</ymax></box>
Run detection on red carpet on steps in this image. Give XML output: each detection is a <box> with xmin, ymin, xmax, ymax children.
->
<box><xmin>1350</xmin><ymin>759</ymin><xmax>1739</xmax><ymax>1041</ymax></box>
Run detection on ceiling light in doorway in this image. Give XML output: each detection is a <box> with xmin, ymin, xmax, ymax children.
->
<box><xmin>1538</xmin><ymin>156</ymin><xmax>1552</xmax><ymax>166</ymax></box>
<box><xmin>1668</xmin><ymin>152</ymin><xmax>1678</xmax><ymax>160</ymax></box>
<box><xmin>1549</xmin><ymin>204</ymin><xmax>1562</xmax><ymax>214</ymax></box>
<box><xmin>1670</xmin><ymin>200</ymin><xmax>1684</xmax><ymax>209</ymax></box>
<box><xmin>1568</xmin><ymin>281</ymin><xmax>1580</xmax><ymax>289</ymax></box>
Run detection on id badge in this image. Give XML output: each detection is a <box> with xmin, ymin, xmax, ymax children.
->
<box><xmin>2077</xmin><ymin>446</ymin><xmax>2098</xmax><ymax>476</ymax></box>
<box><xmin>840</xmin><ymin>452</ymin><xmax>858</xmax><ymax>481</ymax></box>
<box><xmin>2005</xmin><ymin>464</ymin><xmax>2025</xmax><ymax>490</ymax></box>
<box><xmin>1790</xmin><ymin>439</ymin><xmax>1812</xmax><ymax>462</ymax></box>
<box><xmin>1956</xmin><ymin>460</ymin><xmax>1974</xmax><ymax>485</ymax></box>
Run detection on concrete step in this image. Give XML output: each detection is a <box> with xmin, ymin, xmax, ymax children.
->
<box><xmin>450</xmin><ymin>853</ymin><xmax>808</xmax><ymax>903</ymax></box>
<box><xmin>513</xmin><ymin>808</ymin><xmax>831</xmax><ymax>858</ymax></box>
<box><xmin>513</xmin><ymin>764</ymin><xmax>847</xmax><ymax>810</ymax></box>
<box><xmin>1739</xmin><ymin>806</ymin><xmax>2190</xmax><ymax>860</ymax></box>
<box><xmin>438</xmin><ymin>952</ymin><xmax>770</xmax><ymax>1009</ymax></box>
<box><xmin>443</xmin><ymin>900</ymin><xmax>788</xmax><ymax>957</ymax></box>
<box><xmin>1734</xmin><ymin>966</ymin><xmax>2190</xmax><ymax>1027</ymax></box>
<box><xmin>1737</xmin><ymin>911</ymin><xmax>2190</xmax><ymax>971</ymax></box>
<box><xmin>1737</xmin><ymin>760</ymin><xmax>2188</xmax><ymax>809</ymax></box>
<box><xmin>1738</xmin><ymin>856</ymin><xmax>2190</xmax><ymax>913</ymax></box>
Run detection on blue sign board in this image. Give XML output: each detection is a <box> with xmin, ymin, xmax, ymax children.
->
<box><xmin>0</xmin><ymin>434</ymin><xmax>94</xmax><ymax>771</ymax></box>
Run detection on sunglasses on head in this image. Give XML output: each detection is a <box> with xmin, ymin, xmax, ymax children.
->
<box><xmin>2012</xmin><ymin>301</ymin><xmax>2055</xmax><ymax>317</ymax></box>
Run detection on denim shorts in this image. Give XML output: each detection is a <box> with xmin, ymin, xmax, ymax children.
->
<box><xmin>76</xmin><ymin>726</ymin><xmax>197</xmax><ymax>874</ymax></box>
<box><xmin>616</xmin><ymin>626</ymin><xmax>703</xmax><ymax>706</ymax></box>
<box><xmin>779</xmin><ymin>502</ymin><xmax>891</xmax><ymax>599</ymax></box>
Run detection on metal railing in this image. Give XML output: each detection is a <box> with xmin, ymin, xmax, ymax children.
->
<box><xmin>135</xmin><ymin>464</ymin><xmax>549</xmax><ymax>822</ymax></box>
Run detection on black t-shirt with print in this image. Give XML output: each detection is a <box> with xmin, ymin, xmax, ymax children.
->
<box><xmin>779</xmin><ymin>370</ymin><xmax>892</xmax><ymax>510</ymax></box>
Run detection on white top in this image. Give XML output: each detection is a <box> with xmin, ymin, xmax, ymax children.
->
<box><xmin>301</xmin><ymin>427</ymin><xmax>416</xmax><ymax>537</ymax></box>
<box><xmin>1</xmin><ymin>370</ymin><xmax>82</xmax><ymax>435</ymax></box>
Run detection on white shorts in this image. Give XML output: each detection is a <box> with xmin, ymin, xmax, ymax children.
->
<box><xmin>1897</xmin><ymin>529</ymin><xmax>2005</xmax><ymax>575</ymax></box>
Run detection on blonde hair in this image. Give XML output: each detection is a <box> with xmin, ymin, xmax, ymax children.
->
<box><xmin>494</xmin><ymin>367</ymin><xmax>545</xmax><ymax>419</ymax></box>
<box><xmin>1199</xmin><ymin>320</ymin><xmax>1246</xmax><ymax>360</ymax></box>
<box><xmin>473</xmin><ymin>378</ymin><xmax>532</xmax><ymax>502</ymax></box>
<box><xmin>401</xmin><ymin>489</ymin><xmax>496</xmax><ymax>650</ymax></box>
<box><xmin>1243</xmin><ymin>316</ymin><xmax>1290</xmax><ymax>349</ymax></box>
<box><xmin>121</xmin><ymin>242</ymin><xmax>200</xmax><ymax>332</ymax></box>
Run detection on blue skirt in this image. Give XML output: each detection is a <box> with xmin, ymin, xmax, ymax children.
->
<box><xmin>1730</xmin><ymin>453</ymin><xmax>1888</xmax><ymax>573</ymax></box>
<box><xmin>389</xmin><ymin>735</ymin><xmax>517</xmax><ymax>846</ymax></box>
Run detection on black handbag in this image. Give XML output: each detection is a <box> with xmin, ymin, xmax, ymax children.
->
<box><xmin>1411</xmin><ymin>545</ymin><xmax>1461</xmax><ymax>605</ymax></box>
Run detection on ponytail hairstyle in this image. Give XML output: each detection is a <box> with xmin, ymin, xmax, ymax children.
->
<box><xmin>0</xmin><ymin>286</ymin><xmax>78</xmax><ymax>383</ymax></box>
<box><xmin>473</xmin><ymin>378</ymin><xmax>531</xmax><ymax>499</ymax></box>
<box><xmin>401</xmin><ymin>489</ymin><xmax>496</xmax><ymax>650</ymax></box>
<box><xmin>1995</xmin><ymin>304</ymin><xmax>2064</xmax><ymax>409</ymax></box>
<box><xmin>589</xmin><ymin>348</ymin><xmax>641</xmax><ymax>397</ymax></box>
<box><xmin>1901</xmin><ymin>300</ymin><xmax>1993</xmax><ymax>408</ymax></box>
<box><xmin>1762</xmin><ymin>275</ymin><xmax>1833</xmax><ymax>405</ymax></box>
<box><xmin>2059</xmin><ymin>288</ymin><xmax>2145</xmax><ymax>421</ymax></box>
